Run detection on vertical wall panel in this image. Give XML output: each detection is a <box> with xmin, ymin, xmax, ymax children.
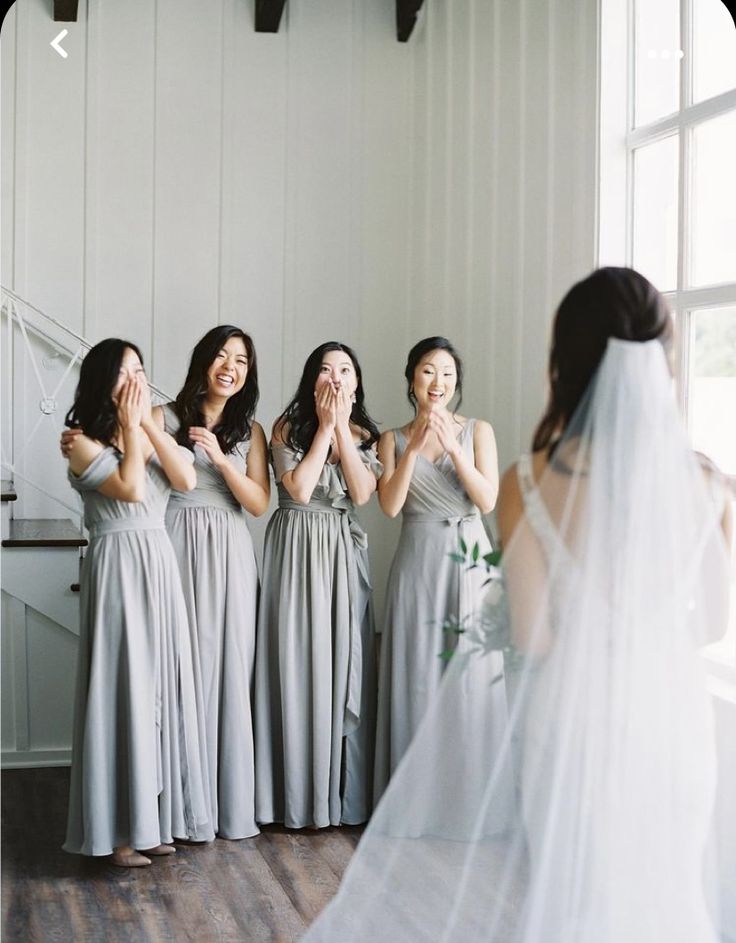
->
<box><xmin>220</xmin><ymin>0</ymin><xmax>287</xmax><ymax>433</ymax></box>
<box><xmin>354</xmin><ymin>0</ymin><xmax>414</xmax><ymax>619</ymax></box>
<box><xmin>152</xmin><ymin>0</ymin><xmax>225</xmax><ymax>389</ymax></box>
<box><xmin>282</xmin><ymin>0</ymin><xmax>359</xmax><ymax>386</ymax></box>
<box><xmin>84</xmin><ymin>0</ymin><xmax>156</xmax><ymax>348</ymax></box>
<box><xmin>488</xmin><ymin>0</ymin><xmax>524</xmax><ymax>466</ymax></box>
<box><xmin>1</xmin><ymin>5</ymin><xmax>17</xmax><ymax>289</ymax></box>
<box><xmin>1</xmin><ymin>0</ymin><xmax>599</xmax><ymax>636</ymax></box>
<box><xmin>26</xmin><ymin>610</ymin><xmax>76</xmax><ymax>751</ymax></box>
<box><xmin>404</xmin><ymin>0</ymin><xmax>598</xmax><ymax>473</ymax></box>
<box><xmin>1</xmin><ymin>6</ymin><xmax>18</xmax><ymax>471</ymax></box>
<box><xmin>464</xmin><ymin>0</ymin><xmax>496</xmax><ymax>430</ymax></box>
<box><xmin>14</xmin><ymin>0</ymin><xmax>87</xmax><ymax>334</ymax></box>
<box><xmin>519</xmin><ymin>0</ymin><xmax>556</xmax><ymax>450</ymax></box>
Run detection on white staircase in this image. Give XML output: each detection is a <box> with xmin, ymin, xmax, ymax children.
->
<box><xmin>0</xmin><ymin>287</ymin><xmax>168</xmax><ymax>768</ymax></box>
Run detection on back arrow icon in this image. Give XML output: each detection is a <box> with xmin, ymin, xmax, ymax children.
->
<box><xmin>51</xmin><ymin>30</ymin><xmax>68</xmax><ymax>59</ymax></box>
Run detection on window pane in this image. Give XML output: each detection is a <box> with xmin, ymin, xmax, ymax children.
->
<box><xmin>632</xmin><ymin>135</ymin><xmax>679</xmax><ymax>292</ymax></box>
<box><xmin>691</xmin><ymin>306</ymin><xmax>736</xmax><ymax>669</ymax></box>
<box><xmin>693</xmin><ymin>0</ymin><xmax>736</xmax><ymax>104</ymax></box>
<box><xmin>634</xmin><ymin>0</ymin><xmax>680</xmax><ymax>126</ymax></box>
<box><xmin>691</xmin><ymin>112</ymin><xmax>736</xmax><ymax>287</ymax></box>
<box><xmin>689</xmin><ymin>305</ymin><xmax>736</xmax><ymax>475</ymax></box>
<box><xmin>704</xmin><ymin>498</ymin><xmax>736</xmax><ymax>668</ymax></box>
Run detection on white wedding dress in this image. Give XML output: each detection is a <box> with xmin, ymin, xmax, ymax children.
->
<box><xmin>301</xmin><ymin>338</ymin><xmax>731</xmax><ymax>943</ymax></box>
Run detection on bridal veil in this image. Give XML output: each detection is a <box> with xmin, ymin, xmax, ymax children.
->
<box><xmin>302</xmin><ymin>323</ymin><xmax>732</xmax><ymax>942</ymax></box>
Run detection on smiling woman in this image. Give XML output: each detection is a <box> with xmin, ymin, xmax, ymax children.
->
<box><xmin>152</xmin><ymin>325</ymin><xmax>271</xmax><ymax>841</ymax></box>
<box><xmin>372</xmin><ymin>336</ymin><xmax>513</xmax><ymax>807</ymax></box>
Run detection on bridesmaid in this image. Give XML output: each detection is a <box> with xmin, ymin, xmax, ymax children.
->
<box><xmin>373</xmin><ymin>336</ymin><xmax>509</xmax><ymax>801</ymax></box>
<box><xmin>63</xmin><ymin>339</ymin><xmax>213</xmax><ymax>867</ymax></box>
<box><xmin>153</xmin><ymin>325</ymin><xmax>270</xmax><ymax>840</ymax></box>
<box><xmin>255</xmin><ymin>342</ymin><xmax>381</xmax><ymax>829</ymax></box>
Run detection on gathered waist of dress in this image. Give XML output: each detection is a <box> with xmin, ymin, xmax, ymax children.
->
<box><xmin>87</xmin><ymin>518</ymin><xmax>166</xmax><ymax>539</ymax></box>
<box><xmin>278</xmin><ymin>495</ymin><xmax>348</xmax><ymax>515</ymax></box>
<box><xmin>402</xmin><ymin>510</ymin><xmax>481</xmax><ymax>525</ymax></box>
<box><xmin>167</xmin><ymin>488</ymin><xmax>242</xmax><ymax>514</ymax></box>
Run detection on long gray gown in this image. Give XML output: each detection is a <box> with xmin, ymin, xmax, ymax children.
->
<box><xmin>162</xmin><ymin>405</ymin><xmax>259</xmax><ymax>839</ymax></box>
<box><xmin>254</xmin><ymin>442</ymin><xmax>380</xmax><ymax>829</ymax></box>
<box><xmin>64</xmin><ymin>448</ymin><xmax>214</xmax><ymax>856</ymax></box>
<box><xmin>373</xmin><ymin>420</ymin><xmax>510</xmax><ymax>802</ymax></box>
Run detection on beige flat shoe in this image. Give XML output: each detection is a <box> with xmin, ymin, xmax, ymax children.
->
<box><xmin>111</xmin><ymin>850</ymin><xmax>152</xmax><ymax>868</ymax></box>
<box><xmin>139</xmin><ymin>844</ymin><xmax>176</xmax><ymax>856</ymax></box>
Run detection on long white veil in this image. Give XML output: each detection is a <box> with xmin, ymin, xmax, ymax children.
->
<box><xmin>301</xmin><ymin>338</ymin><xmax>731</xmax><ymax>943</ymax></box>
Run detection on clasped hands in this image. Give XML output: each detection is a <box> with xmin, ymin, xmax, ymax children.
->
<box><xmin>407</xmin><ymin>406</ymin><xmax>461</xmax><ymax>458</ymax></box>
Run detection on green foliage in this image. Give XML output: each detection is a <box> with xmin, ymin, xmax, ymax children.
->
<box><xmin>438</xmin><ymin>540</ymin><xmax>525</xmax><ymax>677</ymax></box>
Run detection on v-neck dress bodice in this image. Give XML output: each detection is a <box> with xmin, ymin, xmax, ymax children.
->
<box><xmin>373</xmin><ymin>420</ymin><xmax>513</xmax><ymax>820</ymax></box>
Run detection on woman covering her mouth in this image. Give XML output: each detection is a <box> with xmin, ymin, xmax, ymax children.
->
<box><xmin>254</xmin><ymin>341</ymin><xmax>381</xmax><ymax>829</ymax></box>
<box><xmin>372</xmin><ymin>337</ymin><xmax>513</xmax><ymax>808</ymax></box>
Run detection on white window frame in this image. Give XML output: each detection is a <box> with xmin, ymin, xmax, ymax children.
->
<box><xmin>598</xmin><ymin>0</ymin><xmax>736</xmax><ymax>682</ymax></box>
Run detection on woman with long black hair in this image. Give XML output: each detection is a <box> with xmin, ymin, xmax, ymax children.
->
<box><xmin>63</xmin><ymin>339</ymin><xmax>213</xmax><ymax>867</ymax></box>
<box><xmin>254</xmin><ymin>342</ymin><xmax>381</xmax><ymax>829</ymax></box>
<box><xmin>153</xmin><ymin>325</ymin><xmax>270</xmax><ymax>840</ymax></box>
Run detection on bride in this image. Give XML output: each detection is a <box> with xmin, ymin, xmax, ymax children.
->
<box><xmin>301</xmin><ymin>267</ymin><xmax>733</xmax><ymax>942</ymax></box>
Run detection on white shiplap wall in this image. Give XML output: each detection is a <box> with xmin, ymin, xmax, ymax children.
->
<box><xmin>0</xmin><ymin>0</ymin><xmax>598</xmax><ymax>765</ymax></box>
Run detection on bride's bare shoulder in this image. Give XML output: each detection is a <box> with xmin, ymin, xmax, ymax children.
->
<box><xmin>695</xmin><ymin>451</ymin><xmax>734</xmax><ymax>542</ymax></box>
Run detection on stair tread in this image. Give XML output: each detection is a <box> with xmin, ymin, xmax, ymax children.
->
<box><xmin>2</xmin><ymin>518</ymin><xmax>87</xmax><ymax>548</ymax></box>
<box><xmin>1</xmin><ymin>480</ymin><xmax>17</xmax><ymax>502</ymax></box>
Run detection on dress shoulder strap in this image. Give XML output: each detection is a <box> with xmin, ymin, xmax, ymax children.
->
<box><xmin>161</xmin><ymin>403</ymin><xmax>179</xmax><ymax>436</ymax></box>
<box><xmin>516</xmin><ymin>452</ymin><xmax>536</xmax><ymax>497</ymax></box>
<box><xmin>392</xmin><ymin>427</ymin><xmax>407</xmax><ymax>459</ymax></box>
<box><xmin>516</xmin><ymin>453</ymin><xmax>563</xmax><ymax>560</ymax></box>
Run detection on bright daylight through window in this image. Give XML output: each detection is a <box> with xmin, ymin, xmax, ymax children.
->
<box><xmin>603</xmin><ymin>0</ymin><xmax>736</xmax><ymax>669</ymax></box>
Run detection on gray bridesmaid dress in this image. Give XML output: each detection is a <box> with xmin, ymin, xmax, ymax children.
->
<box><xmin>374</xmin><ymin>420</ymin><xmax>509</xmax><ymax>800</ymax></box>
<box><xmin>254</xmin><ymin>443</ymin><xmax>380</xmax><ymax>829</ymax></box>
<box><xmin>64</xmin><ymin>448</ymin><xmax>214</xmax><ymax>856</ymax></box>
<box><xmin>162</xmin><ymin>405</ymin><xmax>259</xmax><ymax>839</ymax></box>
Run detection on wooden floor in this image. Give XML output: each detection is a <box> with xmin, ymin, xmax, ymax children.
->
<box><xmin>1</xmin><ymin>767</ymin><xmax>361</xmax><ymax>943</ymax></box>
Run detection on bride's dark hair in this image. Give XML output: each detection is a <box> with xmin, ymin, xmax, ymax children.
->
<box><xmin>172</xmin><ymin>325</ymin><xmax>258</xmax><ymax>454</ymax></box>
<box><xmin>65</xmin><ymin>338</ymin><xmax>144</xmax><ymax>446</ymax></box>
<box><xmin>277</xmin><ymin>341</ymin><xmax>379</xmax><ymax>454</ymax></box>
<box><xmin>533</xmin><ymin>267</ymin><xmax>673</xmax><ymax>453</ymax></box>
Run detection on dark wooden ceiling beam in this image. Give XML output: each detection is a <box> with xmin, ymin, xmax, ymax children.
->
<box><xmin>255</xmin><ymin>0</ymin><xmax>288</xmax><ymax>33</ymax></box>
<box><xmin>397</xmin><ymin>0</ymin><xmax>425</xmax><ymax>42</ymax></box>
<box><xmin>54</xmin><ymin>0</ymin><xmax>79</xmax><ymax>21</ymax></box>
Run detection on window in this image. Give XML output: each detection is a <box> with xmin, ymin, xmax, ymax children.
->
<box><xmin>600</xmin><ymin>0</ymin><xmax>736</xmax><ymax>672</ymax></box>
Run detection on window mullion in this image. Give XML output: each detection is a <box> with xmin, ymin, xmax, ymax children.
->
<box><xmin>677</xmin><ymin>0</ymin><xmax>691</xmax><ymax>417</ymax></box>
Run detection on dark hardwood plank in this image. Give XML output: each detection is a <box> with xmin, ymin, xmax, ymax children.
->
<box><xmin>1</xmin><ymin>769</ymin><xmax>361</xmax><ymax>943</ymax></box>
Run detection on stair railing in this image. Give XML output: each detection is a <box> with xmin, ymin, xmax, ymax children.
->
<box><xmin>1</xmin><ymin>286</ymin><xmax>171</xmax><ymax>530</ymax></box>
